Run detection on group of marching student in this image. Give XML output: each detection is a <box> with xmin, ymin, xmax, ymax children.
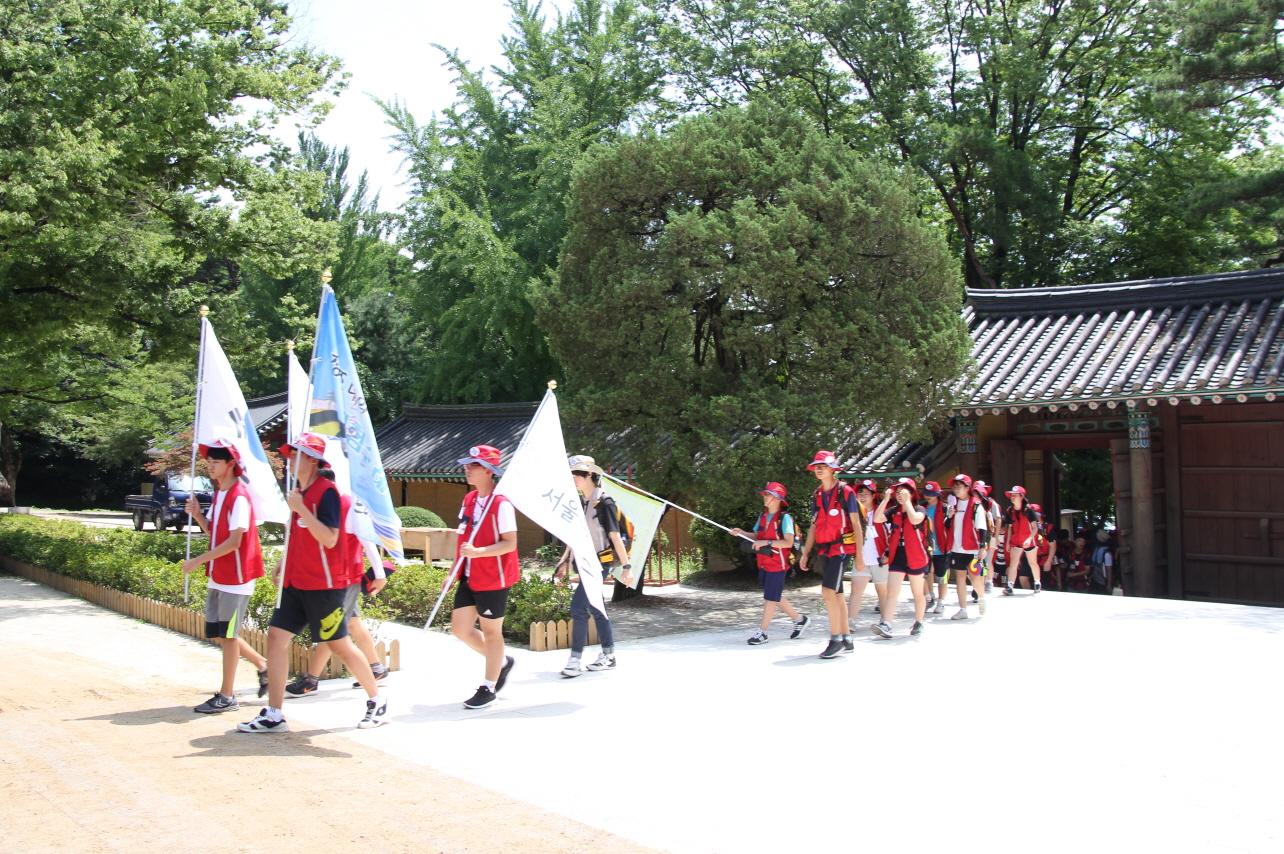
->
<box><xmin>180</xmin><ymin>433</ymin><xmax>391</xmax><ymax>732</ymax></box>
<box><xmin>729</xmin><ymin>449</ymin><xmax>1062</xmax><ymax>656</ymax></box>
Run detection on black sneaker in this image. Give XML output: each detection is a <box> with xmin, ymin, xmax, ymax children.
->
<box><xmin>464</xmin><ymin>685</ymin><xmax>497</xmax><ymax>709</ymax></box>
<box><xmin>256</xmin><ymin>669</ymin><xmax>269</xmax><ymax>699</ymax></box>
<box><xmin>358</xmin><ymin>697</ymin><xmax>388</xmax><ymax>729</ymax></box>
<box><xmin>351</xmin><ymin>665</ymin><xmax>390</xmax><ymax>689</ymax></box>
<box><xmin>1033</xmin><ymin>582</ymin><xmax>1042</xmax><ymax>594</ymax></box>
<box><xmin>285</xmin><ymin>674</ymin><xmax>318</xmax><ymax>698</ymax></box>
<box><xmin>748</xmin><ymin>629</ymin><xmax>769</xmax><ymax>645</ymax></box>
<box><xmin>1002</xmin><ymin>583</ymin><xmax>1015</xmax><ymax>596</ymax></box>
<box><xmin>971</xmin><ymin>589</ymin><xmax>978</xmax><ymax>601</ymax></box>
<box><xmin>910</xmin><ymin>621</ymin><xmax>924</xmax><ymax>636</ymax></box>
<box><xmin>871</xmin><ymin>621</ymin><xmax>893</xmax><ymax>639</ymax></box>
<box><xmin>789</xmin><ymin>614</ymin><xmax>810</xmax><ymax>639</ymax></box>
<box><xmin>194</xmin><ymin>693</ymin><xmax>238</xmax><ymax>714</ymax></box>
<box><xmin>495</xmin><ymin>655</ymin><xmax>516</xmax><ymax>693</ymax></box>
<box><xmin>819</xmin><ymin>640</ymin><xmax>844</xmax><ymax>659</ymax></box>
<box><xmin>841</xmin><ymin>637</ymin><xmax>855</xmax><ymax>653</ymax></box>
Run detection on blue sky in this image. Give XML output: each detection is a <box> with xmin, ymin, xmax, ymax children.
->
<box><xmin>286</xmin><ymin>0</ymin><xmax>554</xmax><ymax>212</ymax></box>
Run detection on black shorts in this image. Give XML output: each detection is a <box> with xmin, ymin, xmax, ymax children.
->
<box><xmin>931</xmin><ymin>554</ymin><xmax>949</xmax><ymax>579</ymax></box>
<box><xmin>270</xmin><ymin>585</ymin><xmax>352</xmax><ymax>642</ymax></box>
<box><xmin>948</xmin><ymin>552</ymin><xmax>975</xmax><ymax>573</ymax></box>
<box><xmin>888</xmin><ymin>552</ymin><xmax>929</xmax><ymax>576</ymax></box>
<box><xmin>453</xmin><ymin>576</ymin><xmax>511</xmax><ymax>620</ymax></box>
<box><xmin>818</xmin><ymin>553</ymin><xmax>851</xmax><ymax>593</ymax></box>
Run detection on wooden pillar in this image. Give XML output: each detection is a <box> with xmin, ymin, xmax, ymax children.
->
<box><xmin>1110</xmin><ymin>438</ymin><xmax>1133</xmax><ymax>591</ymax></box>
<box><xmin>1159</xmin><ymin>402</ymin><xmax>1184</xmax><ymax>599</ymax></box>
<box><xmin>1129</xmin><ymin>409</ymin><xmax>1156</xmax><ymax>598</ymax></box>
<box><xmin>957</xmin><ymin>417</ymin><xmax>979</xmax><ymax>477</ymax></box>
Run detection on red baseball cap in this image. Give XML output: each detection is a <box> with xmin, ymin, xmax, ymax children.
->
<box><xmin>922</xmin><ymin>480</ymin><xmax>942</xmax><ymax>497</ymax></box>
<box><xmin>891</xmin><ymin>477</ymin><xmax>919</xmax><ymax>499</ymax></box>
<box><xmin>757</xmin><ymin>482</ymin><xmax>789</xmax><ymax>506</ymax></box>
<box><xmin>807</xmin><ymin>450</ymin><xmax>842</xmax><ymax>472</ymax></box>
<box><xmin>1006</xmin><ymin>484</ymin><xmax>1027</xmax><ymax>497</ymax></box>
<box><xmin>854</xmin><ymin>479</ymin><xmax>878</xmax><ymax>495</ymax></box>
<box><xmin>199</xmin><ymin>440</ymin><xmax>243</xmax><ymax>476</ymax></box>
<box><xmin>950</xmin><ymin>473</ymin><xmax>973</xmax><ymax>488</ymax></box>
<box><xmin>458</xmin><ymin>444</ymin><xmax>505</xmax><ymax>476</ymax></box>
<box><xmin>279</xmin><ymin>432</ymin><xmax>328</xmax><ymax>464</ymax></box>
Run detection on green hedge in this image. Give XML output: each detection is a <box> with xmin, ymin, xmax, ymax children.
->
<box><xmin>395</xmin><ymin>505</ymin><xmax>446</xmax><ymax>528</ymax></box>
<box><xmin>0</xmin><ymin>515</ymin><xmax>570</xmax><ymax>644</ymax></box>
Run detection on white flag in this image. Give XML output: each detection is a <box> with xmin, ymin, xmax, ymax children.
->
<box><xmin>286</xmin><ymin>349</ymin><xmax>310</xmax><ymax>443</ymax></box>
<box><xmin>196</xmin><ymin>318</ymin><xmax>290</xmax><ymax>524</ymax></box>
<box><xmin>496</xmin><ymin>389</ymin><xmax>605</xmax><ymax>614</ymax></box>
<box><xmin>287</xmin><ymin>349</ymin><xmax>361</xmax><ymax>544</ymax></box>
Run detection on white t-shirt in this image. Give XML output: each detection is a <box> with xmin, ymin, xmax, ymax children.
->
<box><xmin>208</xmin><ymin>492</ymin><xmax>256</xmax><ymax>595</ymax></box>
<box><xmin>950</xmin><ymin>498</ymin><xmax>989</xmax><ymax>556</ymax></box>
<box><xmin>862</xmin><ymin>508</ymin><xmax>880</xmax><ymax>565</ymax></box>
<box><xmin>457</xmin><ymin>493</ymin><xmax>518</xmax><ymax>577</ymax></box>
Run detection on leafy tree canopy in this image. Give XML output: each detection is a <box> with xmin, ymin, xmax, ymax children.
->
<box><xmin>535</xmin><ymin>104</ymin><xmax>970</xmax><ymax>520</ymax></box>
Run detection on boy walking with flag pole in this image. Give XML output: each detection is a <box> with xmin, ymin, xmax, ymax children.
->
<box><xmin>183</xmin><ymin>306</ymin><xmax>210</xmax><ymax>603</ymax></box>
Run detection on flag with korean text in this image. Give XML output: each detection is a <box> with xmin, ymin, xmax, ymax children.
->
<box><xmin>600</xmin><ymin>478</ymin><xmax>666</xmax><ymax>584</ymax></box>
<box><xmin>195</xmin><ymin>318</ymin><xmax>289</xmax><ymax>524</ymax></box>
<box><xmin>308</xmin><ymin>286</ymin><xmax>404</xmax><ymax>558</ymax></box>
<box><xmin>496</xmin><ymin>389</ymin><xmax>605</xmax><ymax>614</ymax></box>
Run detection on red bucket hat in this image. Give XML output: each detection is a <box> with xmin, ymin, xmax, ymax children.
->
<box><xmin>199</xmin><ymin>439</ymin><xmax>243</xmax><ymax>476</ymax></box>
<box><xmin>757</xmin><ymin>482</ymin><xmax>789</xmax><ymax>506</ymax></box>
<box><xmin>1006</xmin><ymin>484</ymin><xmax>1027</xmax><ymax>497</ymax></box>
<box><xmin>973</xmin><ymin>480</ymin><xmax>991</xmax><ymax>496</ymax></box>
<box><xmin>458</xmin><ymin>444</ymin><xmax>505</xmax><ymax>476</ymax></box>
<box><xmin>279</xmin><ymin>432</ymin><xmax>328</xmax><ymax>465</ymax></box>
<box><xmin>922</xmin><ymin>480</ymin><xmax>942</xmax><ymax>497</ymax></box>
<box><xmin>854</xmin><ymin>478</ymin><xmax>878</xmax><ymax>495</ymax></box>
<box><xmin>950</xmin><ymin>473</ymin><xmax>973</xmax><ymax>488</ymax></box>
<box><xmin>807</xmin><ymin>450</ymin><xmax>842</xmax><ymax>472</ymax></box>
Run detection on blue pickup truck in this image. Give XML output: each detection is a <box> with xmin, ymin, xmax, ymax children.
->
<box><xmin>125</xmin><ymin>473</ymin><xmax>213</xmax><ymax>532</ymax></box>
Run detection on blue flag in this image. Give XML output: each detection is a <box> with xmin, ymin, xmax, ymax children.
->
<box><xmin>309</xmin><ymin>286</ymin><xmax>404</xmax><ymax>558</ymax></box>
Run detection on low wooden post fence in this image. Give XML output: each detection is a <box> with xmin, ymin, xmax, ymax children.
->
<box><xmin>529</xmin><ymin>618</ymin><xmax>598</xmax><ymax>651</ymax></box>
<box><xmin>1</xmin><ymin>555</ymin><xmax>400</xmax><ymax>677</ymax></box>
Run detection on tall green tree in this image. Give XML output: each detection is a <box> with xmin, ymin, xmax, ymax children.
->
<box><xmin>650</xmin><ymin>0</ymin><xmax>1273</xmax><ymax>288</ymax></box>
<box><xmin>534</xmin><ymin>105</ymin><xmax>970</xmax><ymax>524</ymax></box>
<box><xmin>380</xmin><ymin>0</ymin><xmax>665</xmax><ymax>403</ymax></box>
<box><xmin>0</xmin><ymin>0</ymin><xmax>342</xmax><ymax>498</ymax></box>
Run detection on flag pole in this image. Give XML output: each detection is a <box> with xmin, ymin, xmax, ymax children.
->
<box><xmin>184</xmin><ymin>306</ymin><xmax>210</xmax><ymax>603</ymax></box>
<box><xmin>276</xmin><ymin>270</ymin><xmax>331</xmax><ymax>609</ymax></box>
<box><xmin>602</xmin><ymin>473</ymin><xmax>754</xmax><ymax>541</ymax></box>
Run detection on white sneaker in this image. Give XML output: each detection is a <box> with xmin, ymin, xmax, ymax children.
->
<box><xmin>950</xmin><ymin>609</ymin><xmax>970</xmax><ymax>620</ymax></box>
<box><xmin>237</xmin><ymin>708</ymin><xmax>290</xmax><ymax>734</ymax></box>
<box><xmin>561</xmin><ymin>658</ymin><xmax>583</xmax><ymax>678</ymax></box>
<box><xmin>978</xmin><ymin>598</ymin><xmax>988</xmax><ymax>615</ymax></box>
<box><xmin>585</xmin><ymin>652</ymin><xmax>616</xmax><ymax>671</ymax></box>
<box><xmin>932</xmin><ymin>599</ymin><xmax>946</xmax><ymax>614</ymax></box>
<box><xmin>358</xmin><ymin>696</ymin><xmax>388</xmax><ymax>729</ymax></box>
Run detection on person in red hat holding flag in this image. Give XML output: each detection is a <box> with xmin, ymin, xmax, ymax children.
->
<box><xmin>730</xmin><ymin>482</ymin><xmax>810</xmax><ymax>645</ymax></box>
<box><xmin>872</xmin><ymin>478</ymin><xmax>931</xmax><ymax>637</ymax></box>
<box><xmin>181</xmin><ymin>441</ymin><xmax>268</xmax><ymax>714</ymax></box>
<box><xmin>448</xmin><ymin>444</ymin><xmax>518</xmax><ymax>710</ymax></box>
<box><xmin>237</xmin><ymin>433</ymin><xmax>388</xmax><ymax>733</ymax></box>
<box><xmin>1001</xmin><ymin>485</ymin><xmax>1041</xmax><ymax>595</ymax></box>
<box><xmin>799</xmin><ymin>451</ymin><xmax>863</xmax><ymax>658</ymax></box>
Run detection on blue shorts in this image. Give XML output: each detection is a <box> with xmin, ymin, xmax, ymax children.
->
<box><xmin>759</xmin><ymin>568</ymin><xmax>787</xmax><ymax>603</ymax></box>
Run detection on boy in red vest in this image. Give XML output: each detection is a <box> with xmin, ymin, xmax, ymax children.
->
<box><xmin>730</xmin><ymin>482</ymin><xmax>809</xmax><ymax>645</ymax></box>
<box><xmin>872</xmin><ymin>478</ymin><xmax>931</xmax><ymax>637</ymax></box>
<box><xmin>237</xmin><ymin>433</ymin><xmax>387</xmax><ymax>733</ymax></box>
<box><xmin>799</xmin><ymin>451</ymin><xmax>864</xmax><ymax>659</ymax></box>
<box><xmin>846</xmin><ymin>479</ymin><xmax>888</xmax><ymax>623</ymax></box>
<box><xmin>944</xmin><ymin>474</ymin><xmax>990</xmax><ymax>619</ymax></box>
<box><xmin>448</xmin><ymin>445</ymin><xmax>518</xmax><ymax>710</ymax></box>
<box><xmin>181</xmin><ymin>441</ymin><xmax>268</xmax><ymax>714</ymax></box>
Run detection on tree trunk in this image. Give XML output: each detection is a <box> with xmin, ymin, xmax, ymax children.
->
<box><xmin>0</xmin><ymin>422</ymin><xmax>20</xmax><ymax>507</ymax></box>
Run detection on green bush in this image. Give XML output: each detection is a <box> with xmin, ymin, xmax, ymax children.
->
<box><xmin>395</xmin><ymin>505</ymin><xmax>446</xmax><ymax>528</ymax></box>
<box><xmin>504</xmin><ymin>574</ymin><xmax>574</xmax><ymax>640</ymax></box>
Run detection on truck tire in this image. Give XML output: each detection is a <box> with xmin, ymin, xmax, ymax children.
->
<box><xmin>153</xmin><ymin>511</ymin><xmax>166</xmax><ymax>532</ymax></box>
<box><xmin>132</xmin><ymin>509</ymin><xmax>145</xmax><ymax>531</ymax></box>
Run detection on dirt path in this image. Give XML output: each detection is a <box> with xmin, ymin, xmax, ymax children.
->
<box><xmin>0</xmin><ymin>577</ymin><xmax>659</xmax><ymax>854</ymax></box>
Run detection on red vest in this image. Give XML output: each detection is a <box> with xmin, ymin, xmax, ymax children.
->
<box><xmin>284</xmin><ymin>477</ymin><xmax>348</xmax><ymax>590</ymax></box>
<box><xmin>946</xmin><ymin>496</ymin><xmax>983</xmax><ymax>552</ymax></box>
<box><xmin>884</xmin><ymin>505</ymin><xmax>930</xmax><ymax>570</ymax></box>
<box><xmin>1004</xmin><ymin>505</ymin><xmax>1036</xmax><ymax>547</ymax></box>
<box><xmin>754</xmin><ymin>511</ymin><xmax>792</xmax><ymax>572</ymax></box>
<box><xmin>924</xmin><ymin>501</ymin><xmax>948</xmax><ymax>553</ymax></box>
<box><xmin>812</xmin><ymin>483</ymin><xmax>858</xmax><ymax>556</ymax></box>
<box><xmin>457</xmin><ymin>490</ymin><xmax>519</xmax><ymax>591</ymax></box>
<box><xmin>207</xmin><ymin>482</ymin><xmax>264</xmax><ymax>586</ymax></box>
<box><xmin>339</xmin><ymin>493</ymin><xmax>365</xmax><ymax>588</ymax></box>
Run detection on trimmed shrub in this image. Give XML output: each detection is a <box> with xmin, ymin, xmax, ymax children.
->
<box><xmin>395</xmin><ymin>505</ymin><xmax>446</xmax><ymax>528</ymax></box>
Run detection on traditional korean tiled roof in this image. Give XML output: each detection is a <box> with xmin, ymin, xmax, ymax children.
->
<box><xmin>957</xmin><ymin>268</ymin><xmax>1284</xmax><ymax>411</ymax></box>
<box><xmin>830</xmin><ymin>431</ymin><xmax>953</xmax><ymax>479</ymax></box>
<box><xmin>376</xmin><ymin>402</ymin><xmax>539</xmax><ymax>480</ymax></box>
<box><xmin>246</xmin><ymin>391</ymin><xmax>289</xmax><ymax>433</ymax></box>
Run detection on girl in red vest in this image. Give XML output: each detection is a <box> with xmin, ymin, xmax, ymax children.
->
<box><xmin>730</xmin><ymin>482</ymin><xmax>810</xmax><ymax>645</ymax></box>
<box><xmin>181</xmin><ymin>441</ymin><xmax>268</xmax><ymax>715</ymax></box>
<box><xmin>237</xmin><ymin>433</ymin><xmax>387</xmax><ymax>733</ymax></box>
<box><xmin>846</xmin><ymin>479</ymin><xmax>889</xmax><ymax>623</ymax></box>
<box><xmin>944</xmin><ymin>473</ymin><xmax>990</xmax><ymax>619</ymax></box>
<box><xmin>872</xmin><ymin>477</ymin><xmax>930</xmax><ymax>637</ymax></box>
<box><xmin>921</xmin><ymin>481</ymin><xmax>950</xmax><ymax>614</ymax></box>
<box><xmin>1001</xmin><ymin>486</ymin><xmax>1042</xmax><ymax>595</ymax></box>
<box><xmin>799</xmin><ymin>451</ymin><xmax>864</xmax><ymax>659</ymax></box>
<box><xmin>448</xmin><ymin>444</ymin><xmax>519</xmax><ymax>710</ymax></box>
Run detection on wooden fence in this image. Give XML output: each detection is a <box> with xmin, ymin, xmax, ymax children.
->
<box><xmin>529</xmin><ymin>618</ymin><xmax>599</xmax><ymax>652</ymax></box>
<box><xmin>1</xmin><ymin>555</ymin><xmax>400</xmax><ymax>678</ymax></box>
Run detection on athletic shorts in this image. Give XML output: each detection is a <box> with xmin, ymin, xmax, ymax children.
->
<box><xmin>759</xmin><ymin>568</ymin><xmax>787</xmax><ymax>603</ymax></box>
<box><xmin>270</xmin><ymin>585</ymin><xmax>352</xmax><ymax>642</ymax></box>
<box><xmin>204</xmin><ymin>589</ymin><xmax>250</xmax><ymax>640</ymax></box>
<box><xmin>888</xmin><ymin>552</ymin><xmax>929</xmax><ymax>576</ymax></box>
<box><xmin>453</xmin><ymin>577</ymin><xmax>511</xmax><ymax>620</ymax></box>
<box><xmin>342</xmin><ymin>583</ymin><xmax>362</xmax><ymax>620</ymax></box>
<box><xmin>852</xmin><ymin>561</ymin><xmax>889</xmax><ymax>583</ymax></box>
<box><xmin>931</xmin><ymin>554</ymin><xmax>949</xmax><ymax>579</ymax></box>
<box><xmin>818</xmin><ymin>553</ymin><xmax>851</xmax><ymax>593</ymax></box>
<box><xmin>949</xmin><ymin>552</ymin><xmax>976</xmax><ymax>573</ymax></box>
